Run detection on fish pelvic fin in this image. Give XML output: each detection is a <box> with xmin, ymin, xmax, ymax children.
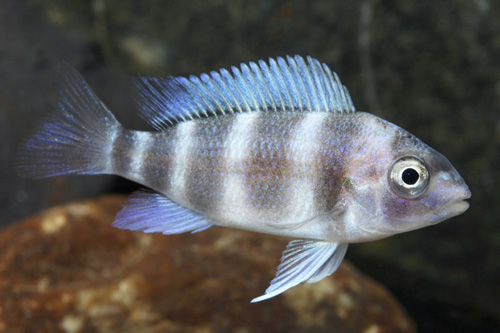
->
<box><xmin>251</xmin><ymin>240</ymin><xmax>348</xmax><ymax>303</ymax></box>
<box><xmin>16</xmin><ymin>63</ymin><xmax>121</xmax><ymax>178</ymax></box>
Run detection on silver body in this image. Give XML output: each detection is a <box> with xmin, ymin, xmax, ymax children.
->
<box><xmin>17</xmin><ymin>56</ymin><xmax>471</xmax><ymax>301</ymax></box>
<box><xmin>112</xmin><ymin>110</ymin><xmax>469</xmax><ymax>243</ymax></box>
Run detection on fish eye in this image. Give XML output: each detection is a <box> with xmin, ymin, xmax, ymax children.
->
<box><xmin>389</xmin><ymin>156</ymin><xmax>429</xmax><ymax>198</ymax></box>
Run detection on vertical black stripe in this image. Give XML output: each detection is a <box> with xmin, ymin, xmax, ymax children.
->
<box><xmin>182</xmin><ymin>115</ymin><xmax>238</xmax><ymax>214</ymax></box>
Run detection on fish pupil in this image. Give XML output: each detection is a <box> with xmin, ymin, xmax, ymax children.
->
<box><xmin>402</xmin><ymin>168</ymin><xmax>419</xmax><ymax>185</ymax></box>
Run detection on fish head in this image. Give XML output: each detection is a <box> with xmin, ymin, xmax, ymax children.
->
<box><xmin>341</xmin><ymin>120</ymin><xmax>470</xmax><ymax>241</ymax></box>
<box><xmin>380</xmin><ymin>148</ymin><xmax>470</xmax><ymax>232</ymax></box>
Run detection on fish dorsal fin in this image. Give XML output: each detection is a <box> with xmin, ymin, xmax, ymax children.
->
<box><xmin>135</xmin><ymin>55</ymin><xmax>356</xmax><ymax>130</ymax></box>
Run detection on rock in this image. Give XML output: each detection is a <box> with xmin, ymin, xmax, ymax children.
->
<box><xmin>0</xmin><ymin>195</ymin><xmax>415</xmax><ymax>332</ymax></box>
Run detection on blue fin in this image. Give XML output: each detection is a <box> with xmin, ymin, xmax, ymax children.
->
<box><xmin>251</xmin><ymin>240</ymin><xmax>348</xmax><ymax>302</ymax></box>
<box><xmin>135</xmin><ymin>55</ymin><xmax>356</xmax><ymax>130</ymax></box>
<box><xmin>113</xmin><ymin>190</ymin><xmax>213</xmax><ymax>234</ymax></box>
<box><xmin>16</xmin><ymin>63</ymin><xmax>120</xmax><ymax>178</ymax></box>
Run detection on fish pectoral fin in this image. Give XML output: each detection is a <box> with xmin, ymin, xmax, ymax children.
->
<box><xmin>264</xmin><ymin>217</ymin><xmax>312</xmax><ymax>230</ymax></box>
<box><xmin>113</xmin><ymin>189</ymin><xmax>213</xmax><ymax>234</ymax></box>
<box><xmin>251</xmin><ymin>240</ymin><xmax>348</xmax><ymax>303</ymax></box>
<box><xmin>266</xmin><ymin>203</ymin><xmax>346</xmax><ymax>231</ymax></box>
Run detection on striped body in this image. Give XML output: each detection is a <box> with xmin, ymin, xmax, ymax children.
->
<box><xmin>117</xmin><ymin>113</ymin><xmax>336</xmax><ymax>239</ymax></box>
<box><xmin>110</xmin><ymin>111</ymin><xmax>400</xmax><ymax>241</ymax></box>
<box><xmin>17</xmin><ymin>56</ymin><xmax>470</xmax><ymax>302</ymax></box>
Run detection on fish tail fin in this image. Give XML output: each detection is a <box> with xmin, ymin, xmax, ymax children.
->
<box><xmin>15</xmin><ymin>63</ymin><xmax>121</xmax><ymax>178</ymax></box>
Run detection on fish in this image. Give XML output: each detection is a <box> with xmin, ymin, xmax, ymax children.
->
<box><xmin>16</xmin><ymin>55</ymin><xmax>471</xmax><ymax>302</ymax></box>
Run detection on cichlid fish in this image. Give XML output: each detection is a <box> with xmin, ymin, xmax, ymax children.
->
<box><xmin>16</xmin><ymin>55</ymin><xmax>471</xmax><ymax>302</ymax></box>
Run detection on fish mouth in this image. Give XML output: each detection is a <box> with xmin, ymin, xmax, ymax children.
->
<box><xmin>449</xmin><ymin>199</ymin><xmax>470</xmax><ymax>216</ymax></box>
<box><xmin>433</xmin><ymin>187</ymin><xmax>471</xmax><ymax>223</ymax></box>
<box><xmin>454</xmin><ymin>187</ymin><xmax>471</xmax><ymax>211</ymax></box>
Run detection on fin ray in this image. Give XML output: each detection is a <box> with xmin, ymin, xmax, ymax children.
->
<box><xmin>134</xmin><ymin>55</ymin><xmax>356</xmax><ymax>129</ymax></box>
<box><xmin>113</xmin><ymin>190</ymin><xmax>213</xmax><ymax>234</ymax></box>
<box><xmin>251</xmin><ymin>240</ymin><xmax>348</xmax><ymax>302</ymax></box>
<box><xmin>16</xmin><ymin>63</ymin><xmax>119</xmax><ymax>178</ymax></box>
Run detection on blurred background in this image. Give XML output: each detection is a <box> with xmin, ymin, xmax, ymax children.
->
<box><xmin>1</xmin><ymin>0</ymin><xmax>499</xmax><ymax>331</ymax></box>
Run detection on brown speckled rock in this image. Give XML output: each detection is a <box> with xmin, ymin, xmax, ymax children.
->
<box><xmin>0</xmin><ymin>195</ymin><xmax>415</xmax><ymax>332</ymax></box>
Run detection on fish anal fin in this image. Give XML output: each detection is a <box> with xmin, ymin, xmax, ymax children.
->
<box><xmin>113</xmin><ymin>190</ymin><xmax>213</xmax><ymax>234</ymax></box>
<box><xmin>251</xmin><ymin>240</ymin><xmax>348</xmax><ymax>303</ymax></box>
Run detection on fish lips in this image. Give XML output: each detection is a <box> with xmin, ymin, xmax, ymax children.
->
<box><xmin>430</xmin><ymin>186</ymin><xmax>471</xmax><ymax>225</ymax></box>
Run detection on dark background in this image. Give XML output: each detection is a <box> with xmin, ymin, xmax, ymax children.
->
<box><xmin>1</xmin><ymin>0</ymin><xmax>499</xmax><ymax>331</ymax></box>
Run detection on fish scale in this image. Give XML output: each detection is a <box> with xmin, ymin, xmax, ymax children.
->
<box><xmin>118</xmin><ymin>112</ymin><xmax>340</xmax><ymax>228</ymax></box>
<box><xmin>16</xmin><ymin>55</ymin><xmax>470</xmax><ymax>302</ymax></box>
